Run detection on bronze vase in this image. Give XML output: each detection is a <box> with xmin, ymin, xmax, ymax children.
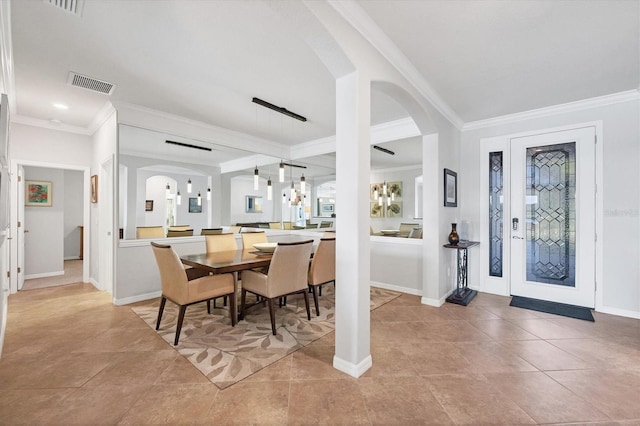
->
<box><xmin>448</xmin><ymin>223</ymin><xmax>459</xmax><ymax>245</ymax></box>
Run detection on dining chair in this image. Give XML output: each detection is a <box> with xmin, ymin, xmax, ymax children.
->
<box><xmin>319</xmin><ymin>221</ymin><xmax>333</xmax><ymax>228</ymax></box>
<box><xmin>136</xmin><ymin>226</ymin><xmax>164</xmax><ymax>239</ymax></box>
<box><xmin>168</xmin><ymin>225</ymin><xmax>191</xmax><ymax>231</ymax></box>
<box><xmin>205</xmin><ymin>233</ymin><xmax>238</xmax><ymax>253</ymax></box>
<box><xmin>228</xmin><ymin>226</ymin><xmax>242</xmax><ymax>234</ymax></box>
<box><xmin>201</xmin><ymin>228</ymin><xmax>223</xmax><ymax>235</ymax></box>
<box><xmin>308</xmin><ymin>237</ymin><xmax>335</xmax><ymax>316</ymax></box>
<box><xmin>240</xmin><ymin>240</ymin><xmax>314</xmax><ymax>335</ymax></box>
<box><xmin>240</xmin><ymin>231</ymin><xmax>268</xmax><ymax>250</ymax></box>
<box><xmin>269</xmin><ymin>222</ymin><xmax>282</xmax><ymax>229</ymax></box>
<box><xmin>150</xmin><ymin>242</ymin><xmax>236</xmax><ymax>345</ymax></box>
<box><xmin>166</xmin><ymin>229</ymin><xmax>194</xmax><ymax>237</ymax></box>
<box><xmin>408</xmin><ymin>227</ymin><xmax>423</xmax><ymax>239</ymax></box>
<box><xmin>398</xmin><ymin>223</ymin><xmax>420</xmax><ymax>237</ymax></box>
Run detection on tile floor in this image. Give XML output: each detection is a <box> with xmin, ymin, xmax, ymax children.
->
<box><xmin>0</xmin><ymin>283</ymin><xmax>638</xmax><ymax>425</ymax></box>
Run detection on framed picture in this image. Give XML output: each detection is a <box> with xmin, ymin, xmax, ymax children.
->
<box><xmin>25</xmin><ymin>180</ymin><xmax>52</xmax><ymax>207</ymax></box>
<box><xmin>387</xmin><ymin>181</ymin><xmax>403</xmax><ymax>200</ymax></box>
<box><xmin>91</xmin><ymin>174</ymin><xmax>98</xmax><ymax>203</ymax></box>
<box><xmin>386</xmin><ymin>201</ymin><xmax>403</xmax><ymax>218</ymax></box>
<box><xmin>145</xmin><ymin>200</ymin><xmax>153</xmax><ymax>211</ymax></box>
<box><xmin>321</xmin><ymin>203</ymin><xmax>334</xmax><ymax>213</ymax></box>
<box><xmin>444</xmin><ymin>168</ymin><xmax>457</xmax><ymax>207</ymax></box>
<box><xmin>370</xmin><ymin>202</ymin><xmax>384</xmax><ymax>218</ymax></box>
<box><xmin>189</xmin><ymin>197</ymin><xmax>202</xmax><ymax>213</ymax></box>
<box><xmin>245</xmin><ymin>195</ymin><xmax>263</xmax><ymax>213</ymax></box>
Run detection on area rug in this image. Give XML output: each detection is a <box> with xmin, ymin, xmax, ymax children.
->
<box><xmin>510</xmin><ymin>296</ymin><xmax>595</xmax><ymax>322</ymax></box>
<box><xmin>131</xmin><ymin>286</ymin><xmax>400</xmax><ymax>389</ymax></box>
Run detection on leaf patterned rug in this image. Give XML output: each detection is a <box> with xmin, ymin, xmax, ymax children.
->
<box><xmin>131</xmin><ymin>286</ymin><xmax>400</xmax><ymax>389</ymax></box>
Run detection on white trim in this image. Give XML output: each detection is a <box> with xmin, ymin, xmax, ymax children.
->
<box><xmin>0</xmin><ymin>0</ymin><xmax>16</xmax><ymax>112</ymax></box>
<box><xmin>90</xmin><ymin>277</ymin><xmax>100</xmax><ymax>289</ymax></box>
<box><xmin>463</xmin><ymin>90</ymin><xmax>639</xmax><ymax>131</ymax></box>
<box><xmin>87</xmin><ymin>101</ymin><xmax>116</xmax><ymax>135</ymax></box>
<box><xmin>63</xmin><ymin>256</ymin><xmax>81</xmax><ymax>261</ymax></box>
<box><xmin>328</xmin><ymin>1</ymin><xmax>463</xmax><ymax>130</ymax></box>
<box><xmin>11</xmin><ymin>114</ymin><xmax>92</xmax><ymax>135</ymax></box>
<box><xmin>114</xmin><ymin>290</ymin><xmax>162</xmax><ymax>306</ymax></box>
<box><xmin>25</xmin><ymin>271</ymin><xmax>64</xmax><ymax>280</ymax></box>
<box><xmin>371</xmin><ymin>163</ymin><xmax>422</xmax><ymax>174</ymax></box>
<box><xmin>421</xmin><ymin>288</ymin><xmax>456</xmax><ymax>307</ymax></box>
<box><xmin>332</xmin><ymin>354</ymin><xmax>372</xmax><ymax>378</ymax></box>
<box><xmin>370</xmin><ymin>117</ymin><xmax>421</xmax><ymax>145</ymax></box>
<box><xmin>594</xmin><ymin>122</ymin><xmax>604</xmax><ymax>314</ymax></box>
<box><xmin>370</xmin><ymin>281</ymin><xmax>421</xmax><ymax>296</ymax></box>
<box><xmin>597</xmin><ymin>305</ymin><xmax>640</xmax><ymax>320</ymax></box>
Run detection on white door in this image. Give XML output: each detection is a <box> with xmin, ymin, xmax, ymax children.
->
<box><xmin>99</xmin><ymin>157</ymin><xmax>114</xmax><ymax>294</ymax></box>
<box><xmin>510</xmin><ymin>127</ymin><xmax>596</xmax><ymax>308</ymax></box>
<box><xmin>17</xmin><ymin>166</ymin><xmax>25</xmax><ymax>290</ymax></box>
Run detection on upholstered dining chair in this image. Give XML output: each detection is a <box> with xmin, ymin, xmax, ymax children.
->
<box><xmin>408</xmin><ymin>227</ymin><xmax>423</xmax><ymax>239</ymax></box>
<box><xmin>150</xmin><ymin>242</ymin><xmax>236</xmax><ymax>345</ymax></box>
<box><xmin>168</xmin><ymin>225</ymin><xmax>191</xmax><ymax>231</ymax></box>
<box><xmin>240</xmin><ymin>231</ymin><xmax>268</xmax><ymax>250</ymax></box>
<box><xmin>200</xmin><ymin>228</ymin><xmax>223</xmax><ymax>235</ymax></box>
<box><xmin>166</xmin><ymin>229</ymin><xmax>194</xmax><ymax>237</ymax></box>
<box><xmin>399</xmin><ymin>223</ymin><xmax>420</xmax><ymax>237</ymax></box>
<box><xmin>240</xmin><ymin>240</ymin><xmax>314</xmax><ymax>335</ymax></box>
<box><xmin>136</xmin><ymin>226</ymin><xmax>164</xmax><ymax>239</ymax></box>
<box><xmin>205</xmin><ymin>233</ymin><xmax>238</xmax><ymax>253</ymax></box>
<box><xmin>308</xmin><ymin>237</ymin><xmax>335</xmax><ymax>316</ymax></box>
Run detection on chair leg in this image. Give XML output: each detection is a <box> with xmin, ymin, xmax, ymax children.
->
<box><xmin>319</xmin><ymin>285</ymin><xmax>322</xmax><ymax>296</ymax></box>
<box><xmin>240</xmin><ymin>289</ymin><xmax>247</xmax><ymax>321</ymax></box>
<box><xmin>174</xmin><ymin>305</ymin><xmax>187</xmax><ymax>346</ymax></box>
<box><xmin>156</xmin><ymin>296</ymin><xmax>167</xmax><ymax>330</ymax></box>
<box><xmin>207</xmin><ymin>299</ymin><xmax>211</xmax><ymax>314</ymax></box>
<box><xmin>229</xmin><ymin>291</ymin><xmax>237</xmax><ymax>327</ymax></box>
<box><xmin>223</xmin><ymin>295</ymin><xmax>228</xmax><ymax>307</ymax></box>
<box><xmin>310</xmin><ymin>285</ymin><xmax>320</xmax><ymax>316</ymax></box>
<box><xmin>268</xmin><ymin>298</ymin><xmax>276</xmax><ymax>335</ymax></box>
<box><xmin>302</xmin><ymin>290</ymin><xmax>311</xmax><ymax>320</ymax></box>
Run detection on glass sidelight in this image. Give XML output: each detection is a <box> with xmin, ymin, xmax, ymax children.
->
<box><xmin>488</xmin><ymin>152</ymin><xmax>504</xmax><ymax>277</ymax></box>
<box><xmin>525</xmin><ymin>142</ymin><xmax>576</xmax><ymax>287</ymax></box>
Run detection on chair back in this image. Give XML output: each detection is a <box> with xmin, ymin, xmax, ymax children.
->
<box><xmin>309</xmin><ymin>237</ymin><xmax>335</xmax><ymax>286</ymax></box>
<box><xmin>228</xmin><ymin>226</ymin><xmax>242</xmax><ymax>234</ymax></box>
<box><xmin>319</xmin><ymin>221</ymin><xmax>333</xmax><ymax>228</ymax></box>
<box><xmin>399</xmin><ymin>223</ymin><xmax>420</xmax><ymax>237</ymax></box>
<box><xmin>201</xmin><ymin>228</ymin><xmax>223</xmax><ymax>235</ymax></box>
<box><xmin>150</xmin><ymin>242</ymin><xmax>188</xmax><ymax>303</ymax></box>
<box><xmin>268</xmin><ymin>222</ymin><xmax>282</xmax><ymax>229</ymax></box>
<box><xmin>408</xmin><ymin>227</ymin><xmax>423</xmax><ymax>239</ymax></box>
<box><xmin>205</xmin><ymin>233</ymin><xmax>238</xmax><ymax>253</ymax></box>
<box><xmin>282</xmin><ymin>222</ymin><xmax>292</xmax><ymax>230</ymax></box>
<box><xmin>268</xmin><ymin>240</ymin><xmax>313</xmax><ymax>296</ymax></box>
<box><xmin>136</xmin><ymin>226</ymin><xmax>164</xmax><ymax>239</ymax></box>
<box><xmin>241</xmin><ymin>231</ymin><xmax>267</xmax><ymax>249</ymax></box>
<box><xmin>167</xmin><ymin>229</ymin><xmax>193</xmax><ymax>237</ymax></box>
<box><xmin>168</xmin><ymin>225</ymin><xmax>191</xmax><ymax>231</ymax></box>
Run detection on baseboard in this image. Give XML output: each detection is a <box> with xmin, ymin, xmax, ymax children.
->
<box><xmin>421</xmin><ymin>288</ymin><xmax>456</xmax><ymax>307</ymax></box>
<box><xmin>63</xmin><ymin>256</ymin><xmax>82</xmax><ymax>261</ymax></box>
<box><xmin>333</xmin><ymin>354</ymin><xmax>372</xmax><ymax>378</ymax></box>
<box><xmin>596</xmin><ymin>305</ymin><xmax>640</xmax><ymax>319</ymax></box>
<box><xmin>25</xmin><ymin>271</ymin><xmax>64</xmax><ymax>280</ymax></box>
<box><xmin>114</xmin><ymin>290</ymin><xmax>162</xmax><ymax>306</ymax></box>
<box><xmin>370</xmin><ymin>281</ymin><xmax>421</xmax><ymax>296</ymax></box>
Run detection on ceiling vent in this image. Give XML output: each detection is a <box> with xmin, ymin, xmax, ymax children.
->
<box><xmin>43</xmin><ymin>0</ymin><xmax>85</xmax><ymax>17</ymax></box>
<box><xmin>67</xmin><ymin>72</ymin><xmax>116</xmax><ymax>95</ymax></box>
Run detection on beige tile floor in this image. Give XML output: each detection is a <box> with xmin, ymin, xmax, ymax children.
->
<box><xmin>0</xmin><ymin>283</ymin><xmax>639</xmax><ymax>425</ymax></box>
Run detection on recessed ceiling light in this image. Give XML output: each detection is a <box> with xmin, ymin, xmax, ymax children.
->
<box><xmin>53</xmin><ymin>103</ymin><xmax>68</xmax><ymax>110</ymax></box>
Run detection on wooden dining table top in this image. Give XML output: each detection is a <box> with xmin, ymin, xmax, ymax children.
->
<box><xmin>180</xmin><ymin>249</ymin><xmax>274</xmax><ymax>274</ymax></box>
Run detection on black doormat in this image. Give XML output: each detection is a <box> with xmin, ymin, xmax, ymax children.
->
<box><xmin>510</xmin><ymin>296</ymin><xmax>595</xmax><ymax>322</ymax></box>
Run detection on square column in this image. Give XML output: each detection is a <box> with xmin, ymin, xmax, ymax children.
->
<box><xmin>333</xmin><ymin>71</ymin><xmax>372</xmax><ymax>377</ymax></box>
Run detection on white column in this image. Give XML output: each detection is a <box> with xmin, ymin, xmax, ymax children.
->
<box><xmin>333</xmin><ymin>71</ymin><xmax>372</xmax><ymax>377</ymax></box>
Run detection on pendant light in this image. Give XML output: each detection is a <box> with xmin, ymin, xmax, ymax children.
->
<box><xmin>378</xmin><ymin>195</ymin><xmax>382</xmax><ymax>206</ymax></box>
<box><xmin>282</xmin><ymin>193</ymin><xmax>286</xmax><ymax>204</ymax></box>
<box><xmin>279</xmin><ymin>161</ymin><xmax>285</xmax><ymax>182</ymax></box>
<box><xmin>187</xmin><ymin>178</ymin><xmax>192</xmax><ymax>193</ymax></box>
<box><xmin>197</xmin><ymin>191</ymin><xmax>202</xmax><ymax>206</ymax></box>
<box><xmin>206</xmin><ymin>187</ymin><xmax>211</xmax><ymax>201</ymax></box>
<box><xmin>373</xmin><ymin>185</ymin><xmax>379</xmax><ymax>200</ymax></box>
<box><xmin>300</xmin><ymin>174</ymin><xmax>306</xmax><ymax>195</ymax></box>
<box><xmin>383</xmin><ymin>181</ymin><xmax>387</xmax><ymax>196</ymax></box>
<box><xmin>254</xmin><ymin>166</ymin><xmax>259</xmax><ymax>191</ymax></box>
<box><xmin>176</xmin><ymin>189</ymin><xmax>182</xmax><ymax>205</ymax></box>
<box><xmin>267</xmin><ymin>177</ymin><xmax>272</xmax><ymax>200</ymax></box>
<box><xmin>290</xmin><ymin>180</ymin><xmax>295</xmax><ymax>199</ymax></box>
<box><xmin>165</xmin><ymin>183</ymin><xmax>170</xmax><ymax>197</ymax></box>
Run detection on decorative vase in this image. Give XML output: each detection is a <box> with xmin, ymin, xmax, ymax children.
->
<box><xmin>448</xmin><ymin>223</ymin><xmax>459</xmax><ymax>245</ymax></box>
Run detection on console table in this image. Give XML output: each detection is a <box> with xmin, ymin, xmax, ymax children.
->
<box><xmin>443</xmin><ymin>241</ymin><xmax>479</xmax><ymax>306</ymax></box>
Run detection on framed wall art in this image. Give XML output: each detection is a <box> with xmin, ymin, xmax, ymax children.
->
<box><xmin>444</xmin><ymin>168</ymin><xmax>457</xmax><ymax>207</ymax></box>
<box><xmin>145</xmin><ymin>200</ymin><xmax>154</xmax><ymax>211</ymax></box>
<box><xmin>91</xmin><ymin>174</ymin><xmax>98</xmax><ymax>203</ymax></box>
<box><xmin>189</xmin><ymin>197</ymin><xmax>202</xmax><ymax>213</ymax></box>
<box><xmin>25</xmin><ymin>180</ymin><xmax>52</xmax><ymax>207</ymax></box>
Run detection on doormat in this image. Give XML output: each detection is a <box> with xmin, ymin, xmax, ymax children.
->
<box><xmin>510</xmin><ymin>296</ymin><xmax>595</xmax><ymax>322</ymax></box>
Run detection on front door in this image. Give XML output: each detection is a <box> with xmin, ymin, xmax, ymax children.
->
<box><xmin>510</xmin><ymin>127</ymin><xmax>596</xmax><ymax>308</ymax></box>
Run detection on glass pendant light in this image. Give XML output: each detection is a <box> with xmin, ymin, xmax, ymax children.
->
<box><xmin>300</xmin><ymin>174</ymin><xmax>306</xmax><ymax>195</ymax></box>
<box><xmin>165</xmin><ymin>183</ymin><xmax>170</xmax><ymax>197</ymax></box>
<box><xmin>197</xmin><ymin>192</ymin><xmax>202</xmax><ymax>206</ymax></box>
<box><xmin>187</xmin><ymin>178</ymin><xmax>192</xmax><ymax>193</ymax></box>
<box><xmin>282</xmin><ymin>193</ymin><xmax>286</xmax><ymax>204</ymax></box>
<box><xmin>290</xmin><ymin>180</ymin><xmax>295</xmax><ymax>199</ymax></box>
<box><xmin>267</xmin><ymin>177</ymin><xmax>272</xmax><ymax>200</ymax></box>
<box><xmin>378</xmin><ymin>195</ymin><xmax>382</xmax><ymax>206</ymax></box>
<box><xmin>206</xmin><ymin>187</ymin><xmax>211</xmax><ymax>201</ymax></box>
<box><xmin>391</xmin><ymin>191</ymin><xmax>395</xmax><ymax>201</ymax></box>
<box><xmin>254</xmin><ymin>166</ymin><xmax>259</xmax><ymax>191</ymax></box>
<box><xmin>279</xmin><ymin>161</ymin><xmax>285</xmax><ymax>182</ymax></box>
<box><xmin>176</xmin><ymin>189</ymin><xmax>182</xmax><ymax>205</ymax></box>
<box><xmin>383</xmin><ymin>180</ymin><xmax>387</xmax><ymax>196</ymax></box>
<box><xmin>373</xmin><ymin>185</ymin><xmax>378</xmax><ymax>200</ymax></box>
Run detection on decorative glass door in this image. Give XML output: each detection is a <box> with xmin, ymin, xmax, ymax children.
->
<box><xmin>510</xmin><ymin>127</ymin><xmax>596</xmax><ymax>308</ymax></box>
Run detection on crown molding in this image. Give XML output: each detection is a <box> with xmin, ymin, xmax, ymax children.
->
<box><xmin>328</xmin><ymin>0</ymin><xmax>464</xmax><ymax>130</ymax></box>
<box><xmin>0</xmin><ymin>0</ymin><xmax>15</xmax><ymax>113</ymax></box>
<box><xmin>12</xmin><ymin>114</ymin><xmax>94</xmax><ymax>136</ymax></box>
<box><xmin>88</xmin><ymin>101</ymin><xmax>116</xmax><ymax>134</ymax></box>
<box><xmin>113</xmin><ymin>101</ymin><xmax>289</xmax><ymax>159</ymax></box>
<box><xmin>463</xmin><ymin>90</ymin><xmax>640</xmax><ymax>132</ymax></box>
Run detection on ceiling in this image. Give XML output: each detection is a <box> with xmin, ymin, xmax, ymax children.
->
<box><xmin>7</xmin><ymin>0</ymin><xmax>639</xmax><ymax>172</ymax></box>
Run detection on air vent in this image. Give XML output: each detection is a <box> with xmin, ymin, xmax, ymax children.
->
<box><xmin>43</xmin><ymin>0</ymin><xmax>84</xmax><ymax>16</ymax></box>
<box><xmin>67</xmin><ymin>72</ymin><xmax>116</xmax><ymax>95</ymax></box>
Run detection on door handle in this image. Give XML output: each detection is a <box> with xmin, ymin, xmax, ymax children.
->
<box><xmin>512</xmin><ymin>236</ymin><xmax>524</xmax><ymax>240</ymax></box>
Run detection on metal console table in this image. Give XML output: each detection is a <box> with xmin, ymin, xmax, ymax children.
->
<box><xmin>443</xmin><ymin>241</ymin><xmax>479</xmax><ymax>306</ymax></box>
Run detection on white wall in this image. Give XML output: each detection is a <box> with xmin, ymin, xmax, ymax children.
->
<box><xmin>229</xmin><ymin>175</ymin><xmax>277</xmax><ymax>224</ymax></box>
<box><xmin>460</xmin><ymin>97</ymin><xmax>640</xmax><ymax>318</ymax></box>
<box><xmin>23</xmin><ymin>166</ymin><xmax>64</xmax><ymax>277</ymax></box>
<box><xmin>63</xmin><ymin>169</ymin><xmax>83</xmax><ymax>259</ymax></box>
